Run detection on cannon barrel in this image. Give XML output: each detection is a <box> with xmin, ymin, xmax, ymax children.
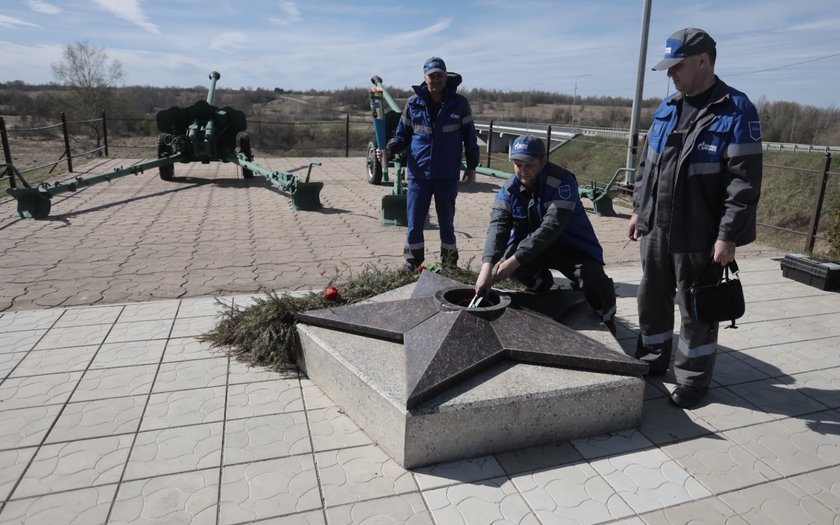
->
<box><xmin>370</xmin><ymin>76</ymin><xmax>401</xmax><ymax>113</ymax></box>
<box><xmin>206</xmin><ymin>71</ymin><xmax>221</xmax><ymax>105</ymax></box>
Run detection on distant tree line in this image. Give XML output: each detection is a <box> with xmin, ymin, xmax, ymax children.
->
<box><xmin>2</xmin><ymin>80</ymin><xmax>838</xmax><ymax>145</ymax></box>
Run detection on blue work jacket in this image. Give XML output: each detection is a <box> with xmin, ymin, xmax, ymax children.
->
<box><xmin>387</xmin><ymin>76</ymin><xmax>479</xmax><ymax>180</ymax></box>
<box><xmin>482</xmin><ymin>163</ymin><xmax>604</xmax><ymax>265</ymax></box>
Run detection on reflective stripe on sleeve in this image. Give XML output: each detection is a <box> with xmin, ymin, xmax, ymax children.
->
<box><xmin>547</xmin><ymin>200</ymin><xmax>575</xmax><ymax>212</ymax></box>
<box><xmin>687</xmin><ymin>162</ymin><xmax>720</xmax><ymax>176</ymax></box>
<box><xmin>724</xmin><ymin>142</ymin><xmax>763</xmax><ymax>158</ymax></box>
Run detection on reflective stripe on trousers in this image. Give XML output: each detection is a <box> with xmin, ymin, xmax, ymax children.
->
<box><xmin>637</xmin><ymin>225</ymin><xmax>720</xmax><ymax>387</ymax></box>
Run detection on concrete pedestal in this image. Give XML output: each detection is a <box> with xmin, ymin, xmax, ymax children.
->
<box><xmin>296</xmin><ymin>283</ymin><xmax>645</xmax><ymax>468</ymax></box>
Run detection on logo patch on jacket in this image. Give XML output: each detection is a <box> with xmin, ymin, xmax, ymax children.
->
<box><xmin>749</xmin><ymin>121</ymin><xmax>762</xmax><ymax>141</ymax></box>
<box><xmin>697</xmin><ymin>142</ymin><xmax>717</xmax><ymax>153</ymax></box>
<box><xmin>558</xmin><ymin>185</ymin><xmax>571</xmax><ymax>200</ymax></box>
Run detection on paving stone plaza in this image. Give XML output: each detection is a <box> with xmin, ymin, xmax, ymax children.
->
<box><xmin>1</xmin><ymin>158</ymin><xmax>839</xmax><ymax>524</ymax></box>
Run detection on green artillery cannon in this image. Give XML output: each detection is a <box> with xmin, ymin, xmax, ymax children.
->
<box><xmin>5</xmin><ymin>71</ymin><xmax>323</xmax><ymax>218</ymax></box>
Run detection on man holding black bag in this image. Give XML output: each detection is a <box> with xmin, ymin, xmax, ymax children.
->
<box><xmin>627</xmin><ymin>28</ymin><xmax>762</xmax><ymax>408</ymax></box>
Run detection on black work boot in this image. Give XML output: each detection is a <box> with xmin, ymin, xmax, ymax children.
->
<box><xmin>635</xmin><ymin>335</ymin><xmax>672</xmax><ymax>376</ymax></box>
<box><xmin>403</xmin><ymin>246</ymin><xmax>425</xmax><ymax>273</ymax></box>
<box><xmin>670</xmin><ymin>385</ymin><xmax>709</xmax><ymax>408</ymax></box>
<box><xmin>440</xmin><ymin>248</ymin><xmax>459</xmax><ymax>268</ymax></box>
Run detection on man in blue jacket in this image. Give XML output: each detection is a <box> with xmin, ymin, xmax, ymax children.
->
<box><xmin>627</xmin><ymin>28</ymin><xmax>762</xmax><ymax>408</ymax></box>
<box><xmin>379</xmin><ymin>57</ymin><xmax>480</xmax><ymax>270</ymax></box>
<box><xmin>475</xmin><ymin>135</ymin><xmax>617</xmax><ymax>333</ymax></box>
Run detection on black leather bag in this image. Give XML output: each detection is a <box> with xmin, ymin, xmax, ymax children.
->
<box><xmin>687</xmin><ymin>261</ymin><xmax>745</xmax><ymax>329</ymax></box>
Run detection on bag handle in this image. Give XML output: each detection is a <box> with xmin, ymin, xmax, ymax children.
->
<box><xmin>722</xmin><ymin>260</ymin><xmax>740</xmax><ymax>283</ymax></box>
<box><xmin>724</xmin><ymin>260</ymin><xmax>740</xmax><ymax>330</ymax></box>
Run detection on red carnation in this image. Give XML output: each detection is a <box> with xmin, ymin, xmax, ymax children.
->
<box><xmin>323</xmin><ymin>286</ymin><xmax>339</xmax><ymax>301</ymax></box>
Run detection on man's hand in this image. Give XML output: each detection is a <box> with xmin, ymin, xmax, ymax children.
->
<box><xmin>712</xmin><ymin>240</ymin><xmax>736</xmax><ymax>265</ymax></box>
<box><xmin>494</xmin><ymin>256</ymin><xmax>520</xmax><ymax>283</ymax></box>
<box><xmin>627</xmin><ymin>212</ymin><xmax>641</xmax><ymax>241</ymax></box>
<box><xmin>461</xmin><ymin>169</ymin><xmax>476</xmax><ymax>184</ymax></box>
<box><xmin>475</xmin><ymin>262</ymin><xmax>495</xmax><ymax>296</ymax></box>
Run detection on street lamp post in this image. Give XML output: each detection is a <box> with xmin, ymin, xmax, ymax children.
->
<box><xmin>572</xmin><ymin>74</ymin><xmax>591</xmax><ymax>127</ymax></box>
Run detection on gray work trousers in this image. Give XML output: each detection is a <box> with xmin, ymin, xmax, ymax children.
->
<box><xmin>636</xmin><ymin>225</ymin><xmax>722</xmax><ymax>387</ymax></box>
<box><xmin>505</xmin><ymin>243</ymin><xmax>616</xmax><ymax>323</ymax></box>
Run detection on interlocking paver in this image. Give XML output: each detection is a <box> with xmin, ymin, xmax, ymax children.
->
<box><xmin>13</xmin><ymin>435</ymin><xmax>133</xmax><ymax>498</ymax></box>
<box><xmin>226</xmin><ymin>379</ymin><xmax>304</xmax><ymax>419</ymax></box>
<box><xmin>140</xmin><ymin>386</ymin><xmax>227</xmax><ymax>431</ymax></box>
<box><xmin>661</xmin><ymin>434</ymin><xmax>780</xmax><ymax>494</ymax></box>
<box><xmin>53</xmin><ymin>305</ymin><xmax>123</xmax><ymax>328</ymax></box>
<box><xmin>421</xmin><ymin>475</ymin><xmax>540</xmax><ymax>525</ymax></box>
<box><xmin>153</xmin><ymin>357</ymin><xmax>228</xmax><ymax>392</ymax></box>
<box><xmin>789</xmin><ymin>464</ymin><xmax>840</xmax><ymax>514</ymax></box>
<box><xmin>124</xmin><ymin>423</ymin><xmax>223</xmax><ymax>480</ymax></box>
<box><xmin>0</xmin><ymin>448</ymin><xmax>37</xmax><ymax>501</ymax></box>
<box><xmin>70</xmin><ymin>364</ymin><xmax>158</xmax><ymax>402</ymax></box>
<box><xmin>0</xmin><ymin>405</ymin><xmax>61</xmax><ymax>449</ymax></box>
<box><xmin>0</xmin><ymin>371</ymin><xmax>83</xmax><ymax>410</ymax></box>
<box><xmin>0</xmin><ymin>485</ymin><xmax>117</xmax><ymax>524</ymax></box>
<box><xmin>109</xmin><ymin>470</ymin><xmax>218</xmax><ymax>525</ymax></box>
<box><xmin>589</xmin><ymin>446</ymin><xmax>712</xmax><ymax>514</ymax></box>
<box><xmin>90</xmin><ymin>339</ymin><xmax>167</xmax><ymax>369</ymax></box>
<box><xmin>34</xmin><ymin>324</ymin><xmax>111</xmax><ymax>350</ymax></box>
<box><xmin>105</xmin><ymin>319</ymin><xmax>173</xmax><ymax>344</ymax></box>
<box><xmin>307</xmin><ymin>406</ymin><xmax>373</xmax><ymax>452</ymax></box>
<box><xmin>219</xmin><ymin>456</ymin><xmax>321</xmax><ymax>524</ymax></box>
<box><xmin>316</xmin><ymin>444</ymin><xmax>417</xmax><ymax>507</ymax></box>
<box><xmin>223</xmin><ymin>412</ymin><xmax>311</xmax><ymax>464</ymax></box>
<box><xmin>514</xmin><ymin>459</ymin><xmax>636</xmax><ymax>523</ymax></box>
<box><xmin>46</xmin><ymin>395</ymin><xmax>146</xmax><ymax>443</ymax></box>
<box><xmin>413</xmin><ymin>456</ymin><xmax>506</xmax><ymax>491</ymax></box>
<box><xmin>0</xmin><ymin>330</ymin><xmax>47</xmax><ymax>354</ymax></box>
<box><xmin>326</xmin><ymin>493</ymin><xmax>433</xmax><ymax>525</ymax></box>
<box><xmin>719</xmin><ymin>477</ymin><xmax>838</xmax><ymax>524</ymax></box>
<box><xmin>9</xmin><ymin>346</ymin><xmax>99</xmax><ymax>377</ymax></box>
<box><xmin>726</xmin><ymin>413</ymin><xmax>840</xmax><ymax>478</ymax></box>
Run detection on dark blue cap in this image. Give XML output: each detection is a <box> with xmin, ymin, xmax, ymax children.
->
<box><xmin>423</xmin><ymin>57</ymin><xmax>446</xmax><ymax>75</ymax></box>
<box><xmin>510</xmin><ymin>135</ymin><xmax>546</xmax><ymax>161</ymax></box>
<box><xmin>652</xmin><ymin>28</ymin><xmax>716</xmax><ymax>70</ymax></box>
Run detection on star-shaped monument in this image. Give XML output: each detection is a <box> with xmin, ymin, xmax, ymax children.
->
<box><xmin>297</xmin><ymin>272</ymin><xmax>647</xmax><ymax>409</ymax></box>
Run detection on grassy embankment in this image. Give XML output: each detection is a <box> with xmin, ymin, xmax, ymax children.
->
<box><xmin>545</xmin><ymin>136</ymin><xmax>839</xmax><ymax>256</ymax></box>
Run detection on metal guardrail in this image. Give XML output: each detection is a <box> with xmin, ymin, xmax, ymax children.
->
<box><xmin>475</xmin><ymin>120</ymin><xmax>840</xmax><ymax>153</ymax></box>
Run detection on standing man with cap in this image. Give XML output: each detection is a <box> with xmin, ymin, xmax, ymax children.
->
<box><xmin>476</xmin><ymin>134</ymin><xmax>617</xmax><ymax>332</ymax></box>
<box><xmin>378</xmin><ymin>57</ymin><xmax>480</xmax><ymax>271</ymax></box>
<box><xmin>627</xmin><ymin>28</ymin><xmax>762</xmax><ymax>408</ymax></box>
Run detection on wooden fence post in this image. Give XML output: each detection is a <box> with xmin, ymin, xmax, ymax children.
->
<box><xmin>101</xmin><ymin>110</ymin><xmax>109</xmax><ymax>157</ymax></box>
<box><xmin>60</xmin><ymin>112</ymin><xmax>73</xmax><ymax>172</ymax></box>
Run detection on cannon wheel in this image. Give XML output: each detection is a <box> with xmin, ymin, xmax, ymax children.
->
<box><xmin>157</xmin><ymin>134</ymin><xmax>174</xmax><ymax>181</ymax></box>
<box><xmin>238</xmin><ymin>133</ymin><xmax>254</xmax><ymax>179</ymax></box>
<box><xmin>366</xmin><ymin>140</ymin><xmax>383</xmax><ymax>185</ymax></box>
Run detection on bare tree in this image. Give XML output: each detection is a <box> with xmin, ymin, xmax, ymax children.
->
<box><xmin>51</xmin><ymin>40</ymin><xmax>124</xmax><ymax>154</ymax></box>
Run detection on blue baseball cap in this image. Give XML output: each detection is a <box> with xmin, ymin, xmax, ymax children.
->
<box><xmin>510</xmin><ymin>135</ymin><xmax>546</xmax><ymax>161</ymax></box>
<box><xmin>652</xmin><ymin>28</ymin><xmax>716</xmax><ymax>71</ymax></box>
<box><xmin>423</xmin><ymin>57</ymin><xmax>447</xmax><ymax>75</ymax></box>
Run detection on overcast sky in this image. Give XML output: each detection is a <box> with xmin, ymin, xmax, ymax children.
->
<box><xmin>1</xmin><ymin>0</ymin><xmax>838</xmax><ymax>108</ymax></box>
